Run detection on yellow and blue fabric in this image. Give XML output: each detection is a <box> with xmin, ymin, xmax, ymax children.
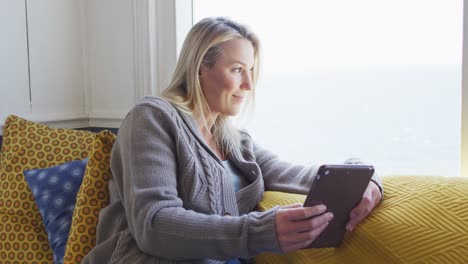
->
<box><xmin>0</xmin><ymin>115</ymin><xmax>116</xmax><ymax>263</ymax></box>
<box><xmin>24</xmin><ymin>158</ymin><xmax>88</xmax><ymax>264</ymax></box>
<box><xmin>0</xmin><ymin>115</ymin><xmax>95</xmax><ymax>262</ymax></box>
<box><xmin>63</xmin><ymin>130</ymin><xmax>116</xmax><ymax>264</ymax></box>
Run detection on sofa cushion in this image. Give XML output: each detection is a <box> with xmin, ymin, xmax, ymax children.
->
<box><xmin>0</xmin><ymin>115</ymin><xmax>96</xmax><ymax>262</ymax></box>
<box><xmin>255</xmin><ymin>176</ymin><xmax>468</xmax><ymax>263</ymax></box>
<box><xmin>24</xmin><ymin>158</ymin><xmax>88</xmax><ymax>264</ymax></box>
<box><xmin>63</xmin><ymin>130</ymin><xmax>115</xmax><ymax>264</ymax></box>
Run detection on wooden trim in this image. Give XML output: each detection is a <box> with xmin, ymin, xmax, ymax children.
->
<box><xmin>461</xmin><ymin>0</ymin><xmax>468</xmax><ymax>176</ymax></box>
<box><xmin>132</xmin><ymin>0</ymin><xmax>153</xmax><ymax>102</ymax></box>
<box><xmin>88</xmin><ymin>111</ymin><xmax>126</xmax><ymax>128</ymax></box>
<box><xmin>81</xmin><ymin>0</ymin><xmax>91</xmax><ymax>115</ymax></box>
<box><xmin>152</xmin><ymin>0</ymin><xmax>177</xmax><ymax>95</ymax></box>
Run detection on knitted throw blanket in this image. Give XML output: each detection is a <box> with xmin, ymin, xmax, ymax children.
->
<box><xmin>256</xmin><ymin>175</ymin><xmax>468</xmax><ymax>263</ymax></box>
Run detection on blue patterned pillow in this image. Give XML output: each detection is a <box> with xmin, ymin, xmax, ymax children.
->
<box><xmin>24</xmin><ymin>158</ymin><xmax>88</xmax><ymax>264</ymax></box>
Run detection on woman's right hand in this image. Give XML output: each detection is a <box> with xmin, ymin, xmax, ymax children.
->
<box><xmin>275</xmin><ymin>204</ymin><xmax>334</xmax><ymax>253</ymax></box>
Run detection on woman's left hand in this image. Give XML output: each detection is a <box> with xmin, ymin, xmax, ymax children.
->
<box><xmin>345</xmin><ymin>181</ymin><xmax>382</xmax><ymax>232</ymax></box>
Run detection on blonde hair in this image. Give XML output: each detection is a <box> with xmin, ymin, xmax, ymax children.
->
<box><xmin>162</xmin><ymin>17</ymin><xmax>260</xmax><ymax>156</ymax></box>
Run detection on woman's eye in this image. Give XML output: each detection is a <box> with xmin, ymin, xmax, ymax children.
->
<box><xmin>233</xmin><ymin>67</ymin><xmax>243</xmax><ymax>73</ymax></box>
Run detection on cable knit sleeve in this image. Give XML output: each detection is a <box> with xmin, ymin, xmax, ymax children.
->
<box><xmin>252</xmin><ymin>139</ymin><xmax>384</xmax><ymax>197</ymax></box>
<box><xmin>110</xmin><ymin>103</ymin><xmax>282</xmax><ymax>260</ymax></box>
<box><xmin>252</xmin><ymin>142</ymin><xmax>318</xmax><ymax>194</ymax></box>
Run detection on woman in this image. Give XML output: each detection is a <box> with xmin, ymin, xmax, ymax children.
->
<box><xmin>83</xmin><ymin>17</ymin><xmax>383</xmax><ymax>264</ymax></box>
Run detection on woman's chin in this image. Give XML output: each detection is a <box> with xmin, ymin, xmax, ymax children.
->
<box><xmin>223</xmin><ymin>109</ymin><xmax>241</xmax><ymax>117</ymax></box>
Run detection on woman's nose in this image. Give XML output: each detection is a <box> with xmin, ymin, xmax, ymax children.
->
<box><xmin>241</xmin><ymin>71</ymin><xmax>253</xmax><ymax>90</ymax></box>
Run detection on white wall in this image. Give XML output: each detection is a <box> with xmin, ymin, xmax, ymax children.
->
<box><xmin>0</xmin><ymin>0</ymin><xmax>89</xmax><ymax>131</ymax></box>
<box><xmin>86</xmin><ymin>0</ymin><xmax>136</xmax><ymax>127</ymax></box>
<box><xmin>0</xmin><ymin>0</ymin><xmax>142</xmax><ymax>133</ymax></box>
<box><xmin>0</xmin><ymin>1</ymin><xmax>31</xmax><ymax>121</ymax></box>
<box><xmin>0</xmin><ymin>0</ymin><xmax>192</xmax><ymax>134</ymax></box>
<box><xmin>27</xmin><ymin>0</ymin><xmax>87</xmax><ymax>117</ymax></box>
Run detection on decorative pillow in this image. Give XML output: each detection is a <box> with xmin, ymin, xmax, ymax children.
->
<box><xmin>255</xmin><ymin>176</ymin><xmax>468</xmax><ymax>264</ymax></box>
<box><xmin>63</xmin><ymin>130</ymin><xmax>116</xmax><ymax>264</ymax></box>
<box><xmin>0</xmin><ymin>115</ymin><xmax>95</xmax><ymax>263</ymax></box>
<box><xmin>24</xmin><ymin>158</ymin><xmax>88</xmax><ymax>264</ymax></box>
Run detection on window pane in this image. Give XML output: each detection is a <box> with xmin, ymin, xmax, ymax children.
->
<box><xmin>193</xmin><ymin>0</ymin><xmax>463</xmax><ymax>176</ymax></box>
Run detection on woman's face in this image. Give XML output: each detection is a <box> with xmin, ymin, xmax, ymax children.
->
<box><xmin>199</xmin><ymin>38</ymin><xmax>255</xmax><ymax>117</ymax></box>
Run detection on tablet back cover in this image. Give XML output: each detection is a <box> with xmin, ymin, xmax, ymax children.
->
<box><xmin>304</xmin><ymin>164</ymin><xmax>374</xmax><ymax>248</ymax></box>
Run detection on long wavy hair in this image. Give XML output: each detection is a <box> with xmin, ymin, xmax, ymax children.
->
<box><xmin>162</xmin><ymin>17</ymin><xmax>260</xmax><ymax>156</ymax></box>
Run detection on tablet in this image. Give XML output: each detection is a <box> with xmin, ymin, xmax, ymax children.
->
<box><xmin>303</xmin><ymin>164</ymin><xmax>374</xmax><ymax>248</ymax></box>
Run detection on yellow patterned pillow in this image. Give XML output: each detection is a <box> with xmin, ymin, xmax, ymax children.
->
<box><xmin>0</xmin><ymin>115</ymin><xmax>95</xmax><ymax>263</ymax></box>
<box><xmin>255</xmin><ymin>176</ymin><xmax>468</xmax><ymax>263</ymax></box>
<box><xmin>63</xmin><ymin>130</ymin><xmax>116</xmax><ymax>264</ymax></box>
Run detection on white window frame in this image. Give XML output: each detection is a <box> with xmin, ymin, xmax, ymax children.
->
<box><xmin>143</xmin><ymin>0</ymin><xmax>193</xmax><ymax>98</ymax></box>
<box><xmin>460</xmin><ymin>1</ymin><xmax>468</xmax><ymax>176</ymax></box>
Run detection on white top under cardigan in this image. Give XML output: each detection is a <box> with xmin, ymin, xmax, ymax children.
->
<box><xmin>82</xmin><ymin>96</ymin><xmax>383</xmax><ymax>264</ymax></box>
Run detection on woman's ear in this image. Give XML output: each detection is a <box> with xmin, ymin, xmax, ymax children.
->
<box><xmin>199</xmin><ymin>64</ymin><xmax>204</xmax><ymax>76</ymax></box>
<box><xmin>198</xmin><ymin>66</ymin><xmax>204</xmax><ymax>85</ymax></box>
<box><xmin>199</xmin><ymin>65</ymin><xmax>208</xmax><ymax>86</ymax></box>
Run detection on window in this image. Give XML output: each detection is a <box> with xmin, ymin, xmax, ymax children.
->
<box><xmin>193</xmin><ymin>0</ymin><xmax>463</xmax><ymax>176</ymax></box>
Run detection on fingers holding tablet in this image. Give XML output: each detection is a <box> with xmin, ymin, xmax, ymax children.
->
<box><xmin>275</xmin><ymin>204</ymin><xmax>334</xmax><ymax>253</ymax></box>
<box><xmin>303</xmin><ymin>164</ymin><xmax>374</xmax><ymax>248</ymax></box>
<box><xmin>346</xmin><ymin>180</ymin><xmax>382</xmax><ymax>232</ymax></box>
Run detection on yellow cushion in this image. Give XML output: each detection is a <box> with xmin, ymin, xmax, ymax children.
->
<box><xmin>63</xmin><ymin>130</ymin><xmax>116</xmax><ymax>264</ymax></box>
<box><xmin>255</xmin><ymin>176</ymin><xmax>468</xmax><ymax>263</ymax></box>
<box><xmin>0</xmin><ymin>115</ymin><xmax>95</xmax><ymax>263</ymax></box>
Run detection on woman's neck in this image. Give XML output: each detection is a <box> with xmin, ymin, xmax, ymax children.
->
<box><xmin>194</xmin><ymin>111</ymin><xmax>218</xmax><ymax>136</ymax></box>
<box><xmin>194</xmin><ymin>112</ymin><xmax>225</xmax><ymax>160</ymax></box>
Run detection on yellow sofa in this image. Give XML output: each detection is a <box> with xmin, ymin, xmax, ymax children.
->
<box><xmin>256</xmin><ymin>176</ymin><xmax>468</xmax><ymax>263</ymax></box>
<box><xmin>1</xmin><ymin>115</ymin><xmax>467</xmax><ymax>263</ymax></box>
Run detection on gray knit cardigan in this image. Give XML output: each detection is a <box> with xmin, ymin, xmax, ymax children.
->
<box><xmin>82</xmin><ymin>97</ymin><xmax>383</xmax><ymax>264</ymax></box>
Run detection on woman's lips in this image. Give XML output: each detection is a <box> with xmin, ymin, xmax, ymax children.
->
<box><xmin>232</xmin><ymin>94</ymin><xmax>245</xmax><ymax>101</ymax></box>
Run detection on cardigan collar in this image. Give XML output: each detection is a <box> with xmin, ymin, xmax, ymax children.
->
<box><xmin>173</xmin><ymin>106</ymin><xmax>226</xmax><ymax>165</ymax></box>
